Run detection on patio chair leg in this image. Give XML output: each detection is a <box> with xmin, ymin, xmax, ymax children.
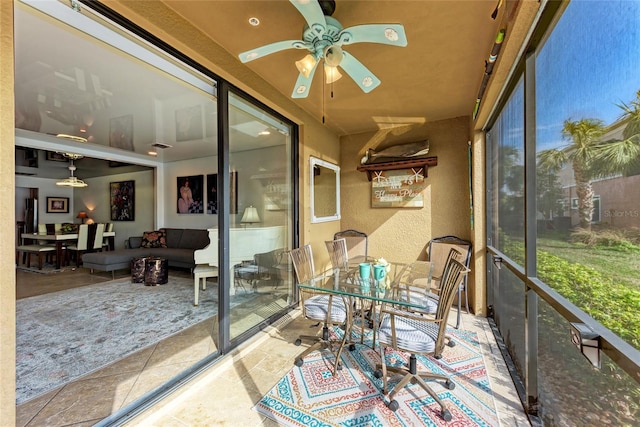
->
<box><xmin>455</xmin><ymin>287</ymin><xmax>462</xmax><ymax>329</ymax></box>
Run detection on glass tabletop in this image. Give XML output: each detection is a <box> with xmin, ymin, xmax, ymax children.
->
<box><xmin>297</xmin><ymin>260</ymin><xmax>435</xmax><ymax>310</ymax></box>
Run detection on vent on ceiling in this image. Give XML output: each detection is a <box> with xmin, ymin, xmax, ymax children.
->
<box><xmin>151</xmin><ymin>142</ymin><xmax>173</xmax><ymax>149</ymax></box>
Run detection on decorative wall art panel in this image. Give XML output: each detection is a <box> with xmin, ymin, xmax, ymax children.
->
<box><xmin>177</xmin><ymin>175</ymin><xmax>204</xmax><ymax>214</ymax></box>
<box><xmin>110</xmin><ymin>181</ymin><xmax>135</xmax><ymax>221</ymax></box>
<box><xmin>371</xmin><ymin>168</ymin><xmax>425</xmax><ymax>208</ymax></box>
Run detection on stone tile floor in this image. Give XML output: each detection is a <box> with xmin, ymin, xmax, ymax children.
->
<box><xmin>16</xmin><ymin>267</ymin><xmax>530</xmax><ymax>426</ymax></box>
<box><xmin>124</xmin><ymin>311</ymin><xmax>531</xmax><ymax>427</ymax></box>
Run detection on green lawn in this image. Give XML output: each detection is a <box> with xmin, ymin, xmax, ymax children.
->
<box><xmin>537</xmin><ymin>236</ymin><xmax>640</xmax><ymax>291</ymax></box>
<box><xmin>502</xmin><ymin>232</ymin><xmax>640</xmax><ymax>350</ymax></box>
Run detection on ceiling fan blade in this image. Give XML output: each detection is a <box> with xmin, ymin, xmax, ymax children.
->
<box><xmin>291</xmin><ymin>61</ymin><xmax>319</xmax><ymax>98</ymax></box>
<box><xmin>238</xmin><ymin>40</ymin><xmax>308</xmax><ymax>63</ymax></box>
<box><xmin>339</xmin><ymin>51</ymin><xmax>381</xmax><ymax>93</ymax></box>
<box><xmin>337</xmin><ymin>24</ymin><xmax>408</xmax><ymax>47</ymax></box>
<box><xmin>289</xmin><ymin>0</ymin><xmax>327</xmax><ymax>38</ymax></box>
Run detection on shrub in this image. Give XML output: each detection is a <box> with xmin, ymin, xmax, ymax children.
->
<box><xmin>570</xmin><ymin>227</ymin><xmax>640</xmax><ymax>253</ymax></box>
<box><xmin>504</xmin><ymin>237</ymin><xmax>640</xmax><ymax>349</ymax></box>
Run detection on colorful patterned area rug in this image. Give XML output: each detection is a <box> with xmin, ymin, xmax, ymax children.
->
<box><xmin>254</xmin><ymin>328</ymin><xmax>498</xmax><ymax>426</ymax></box>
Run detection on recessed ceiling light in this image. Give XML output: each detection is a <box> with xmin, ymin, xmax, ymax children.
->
<box><xmin>258</xmin><ymin>130</ymin><xmax>271</xmax><ymax>136</ymax></box>
<box><xmin>249</xmin><ymin>17</ymin><xmax>260</xmax><ymax>26</ymax></box>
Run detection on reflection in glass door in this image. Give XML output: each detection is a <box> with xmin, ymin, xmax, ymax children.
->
<box><xmin>227</xmin><ymin>92</ymin><xmax>295</xmax><ymax>340</ymax></box>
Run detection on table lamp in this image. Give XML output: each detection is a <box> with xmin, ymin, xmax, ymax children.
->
<box><xmin>77</xmin><ymin>211</ymin><xmax>89</xmax><ymax>224</ymax></box>
<box><xmin>241</xmin><ymin>206</ymin><xmax>260</xmax><ymax>227</ymax></box>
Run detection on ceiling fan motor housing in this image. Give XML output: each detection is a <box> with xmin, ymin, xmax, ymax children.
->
<box><xmin>302</xmin><ymin>16</ymin><xmax>345</xmax><ymax>62</ymax></box>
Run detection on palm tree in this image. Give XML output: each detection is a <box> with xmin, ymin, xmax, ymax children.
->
<box><xmin>538</xmin><ymin>91</ymin><xmax>640</xmax><ymax>231</ymax></box>
<box><xmin>617</xmin><ymin>89</ymin><xmax>640</xmax><ymax>139</ymax></box>
<box><xmin>598</xmin><ymin>90</ymin><xmax>640</xmax><ymax>177</ymax></box>
<box><xmin>538</xmin><ymin>118</ymin><xmax>605</xmax><ymax>230</ymax></box>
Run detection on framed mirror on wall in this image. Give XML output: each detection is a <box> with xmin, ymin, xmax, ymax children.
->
<box><xmin>310</xmin><ymin>156</ymin><xmax>340</xmax><ymax>223</ymax></box>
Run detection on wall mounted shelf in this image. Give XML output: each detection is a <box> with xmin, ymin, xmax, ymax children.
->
<box><xmin>356</xmin><ymin>156</ymin><xmax>438</xmax><ymax>181</ymax></box>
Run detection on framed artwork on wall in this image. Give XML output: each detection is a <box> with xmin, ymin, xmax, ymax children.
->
<box><xmin>177</xmin><ymin>175</ymin><xmax>204</xmax><ymax>214</ymax></box>
<box><xmin>110</xmin><ymin>180</ymin><xmax>135</xmax><ymax>221</ymax></box>
<box><xmin>46</xmin><ymin>197</ymin><xmax>69</xmax><ymax>213</ymax></box>
<box><xmin>109</xmin><ymin>115</ymin><xmax>134</xmax><ymax>151</ymax></box>
<box><xmin>207</xmin><ymin>172</ymin><xmax>237</xmax><ymax>214</ymax></box>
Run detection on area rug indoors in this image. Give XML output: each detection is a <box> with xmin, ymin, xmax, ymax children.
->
<box><xmin>16</xmin><ymin>261</ymin><xmax>67</xmax><ymax>275</ymax></box>
<box><xmin>254</xmin><ymin>328</ymin><xmax>498</xmax><ymax>426</ymax></box>
<box><xmin>16</xmin><ymin>276</ymin><xmax>251</xmax><ymax>404</ymax></box>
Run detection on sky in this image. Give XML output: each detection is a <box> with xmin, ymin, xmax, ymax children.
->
<box><xmin>535</xmin><ymin>0</ymin><xmax>640</xmax><ymax>150</ymax></box>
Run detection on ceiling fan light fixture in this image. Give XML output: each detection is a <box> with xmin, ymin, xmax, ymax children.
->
<box><xmin>238</xmin><ymin>0</ymin><xmax>406</xmax><ymax>98</ymax></box>
<box><xmin>323</xmin><ymin>45</ymin><xmax>343</xmax><ymax>67</ymax></box>
<box><xmin>56</xmin><ymin>159</ymin><xmax>88</xmax><ymax>188</ymax></box>
<box><xmin>324</xmin><ymin>64</ymin><xmax>342</xmax><ymax>84</ymax></box>
<box><xmin>56</xmin><ymin>176</ymin><xmax>88</xmax><ymax>188</ymax></box>
<box><xmin>295</xmin><ymin>54</ymin><xmax>317</xmax><ymax>78</ymax></box>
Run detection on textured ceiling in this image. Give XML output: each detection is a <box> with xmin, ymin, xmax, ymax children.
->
<box><xmin>163</xmin><ymin>0</ymin><xmax>505</xmax><ymax>136</ymax></box>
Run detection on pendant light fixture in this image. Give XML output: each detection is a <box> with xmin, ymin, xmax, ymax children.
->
<box><xmin>56</xmin><ymin>154</ymin><xmax>88</xmax><ymax>188</ymax></box>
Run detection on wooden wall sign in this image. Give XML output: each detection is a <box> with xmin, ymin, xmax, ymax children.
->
<box><xmin>371</xmin><ymin>168</ymin><xmax>425</xmax><ymax>208</ymax></box>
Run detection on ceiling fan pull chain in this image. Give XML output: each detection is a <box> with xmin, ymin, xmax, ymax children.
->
<box><xmin>322</xmin><ymin>77</ymin><xmax>326</xmax><ymax>124</ymax></box>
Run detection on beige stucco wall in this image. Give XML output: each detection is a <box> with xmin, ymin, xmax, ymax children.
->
<box><xmin>339</xmin><ymin>116</ymin><xmax>473</xmax><ymax>294</ymax></box>
<box><xmin>1</xmin><ymin>0</ymin><xmax>16</xmax><ymax>422</ymax></box>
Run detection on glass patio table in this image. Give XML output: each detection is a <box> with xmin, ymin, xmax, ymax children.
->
<box><xmin>297</xmin><ymin>260</ymin><xmax>434</xmax><ymax>368</ymax></box>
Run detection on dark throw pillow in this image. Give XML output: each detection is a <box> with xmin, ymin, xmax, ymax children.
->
<box><xmin>140</xmin><ymin>230</ymin><xmax>167</xmax><ymax>248</ymax></box>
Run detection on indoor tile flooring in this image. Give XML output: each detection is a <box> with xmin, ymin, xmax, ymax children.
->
<box><xmin>15</xmin><ymin>267</ymin><xmax>530</xmax><ymax>427</ymax></box>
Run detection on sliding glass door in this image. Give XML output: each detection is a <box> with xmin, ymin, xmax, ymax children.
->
<box><xmin>227</xmin><ymin>92</ymin><xmax>295</xmax><ymax>341</ymax></box>
<box><xmin>14</xmin><ymin>0</ymin><xmax>297</xmax><ymax>422</ymax></box>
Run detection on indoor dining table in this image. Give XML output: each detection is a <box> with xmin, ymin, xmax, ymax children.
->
<box><xmin>21</xmin><ymin>230</ymin><xmax>116</xmax><ymax>269</ymax></box>
<box><xmin>297</xmin><ymin>260</ymin><xmax>434</xmax><ymax>371</ymax></box>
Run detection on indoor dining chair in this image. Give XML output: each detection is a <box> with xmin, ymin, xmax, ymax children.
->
<box><xmin>66</xmin><ymin>224</ymin><xmax>89</xmax><ymax>267</ymax></box>
<box><xmin>34</xmin><ymin>223</ymin><xmax>61</xmax><ymax>265</ymax></box>
<box><xmin>374</xmin><ymin>256</ymin><xmax>469</xmax><ymax>421</ymax></box>
<box><xmin>102</xmin><ymin>222</ymin><xmax>114</xmax><ymax>251</ymax></box>
<box><xmin>91</xmin><ymin>223</ymin><xmax>105</xmax><ymax>252</ymax></box>
<box><xmin>289</xmin><ymin>244</ymin><xmax>348</xmax><ymax>373</ymax></box>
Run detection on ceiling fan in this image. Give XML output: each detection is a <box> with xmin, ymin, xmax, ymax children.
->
<box><xmin>238</xmin><ymin>0</ymin><xmax>407</xmax><ymax>98</ymax></box>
